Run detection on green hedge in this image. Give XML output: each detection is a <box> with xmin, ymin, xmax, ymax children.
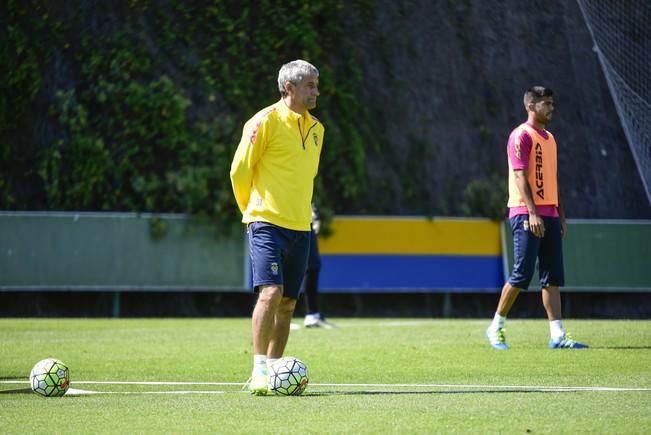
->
<box><xmin>1</xmin><ymin>0</ymin><xmax>505</xmax><ymax>226</ymax></box>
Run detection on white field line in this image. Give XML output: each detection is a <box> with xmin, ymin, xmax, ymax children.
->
<box><xmin>0</xmin><ymin>380</ymin><xmax>242</xmax><ymax>386</ymax></box>
<box><xmin>2</xmin><ymin>380</ymin><xmax>649</xmax><ymax>392</ymax></box>
<box><xmin>66</xmin><ymin>388</ymin><xmax>224</xmax><ymax>395</ymax></box>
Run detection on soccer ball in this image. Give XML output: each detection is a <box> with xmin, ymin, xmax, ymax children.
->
<box><xmin>268</xmin><ymin>356</ymin><xmax>309</xmax><ymax>396</ymax></box>
<box><xmin>29</xmin><ymin>358</ymin><xmax>70</xmax><ymax>397</ymax></box>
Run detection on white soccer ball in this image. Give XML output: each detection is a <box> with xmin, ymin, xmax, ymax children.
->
<box><xmin>268</xmin><ymin>356</ymin><xmax>309</xmax><ymax>396</ymax></box>
<box><xmin>29</xmin><ymin>358</ymin><xmax>70</xmax><ymax>397</ymax></box>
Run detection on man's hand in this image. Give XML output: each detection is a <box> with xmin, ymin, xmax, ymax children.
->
<box><xmin>312</xmin><ymin>218</ymin><xmax>321</xmax><ymax>235</ymax></box>
<box><xmin>528</xmin><ymin>213</ymin><xmax>545</xmax><ymax>238</ymax></box>
<box><xmin>560</xmin><ymin>218</ymin><xmax>567</xmax><ymax>239</ymax></box>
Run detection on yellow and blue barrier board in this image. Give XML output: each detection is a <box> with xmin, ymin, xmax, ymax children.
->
<box><xmin>318</xmin><ymin>217</ymin><xmax>504</xmax><ymax>292</ymax></box>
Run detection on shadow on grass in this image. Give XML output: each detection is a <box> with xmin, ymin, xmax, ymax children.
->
<box><xmin>592</xmin><ymin>346</ymin><xmax>651</xmax><ymax>350</ymax></box>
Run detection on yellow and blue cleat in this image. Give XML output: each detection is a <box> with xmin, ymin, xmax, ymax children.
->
<box><xmin>486</xmin><ymin>327</ymin><xmax>509</xmax><ymax>350</ymax></box>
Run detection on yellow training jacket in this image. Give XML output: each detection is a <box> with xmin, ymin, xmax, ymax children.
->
<box><xmin>230</xmin><ymin>100</ymin><xmax>324</xmax><ymax>231</ymax></box>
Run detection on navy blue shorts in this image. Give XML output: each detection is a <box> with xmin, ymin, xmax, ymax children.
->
<box><xmin>508</xmin><ymin>214</ymin><xmax>565</xmax><ymax>290</ymax></box>
<box><xmin>247</xmin><ymin>221</ymin><xmax>311</xmax><ymax>300</ymax></box>
<box><xmin>306</xmin><ymin>229</ymin><xmax>321</xmax><ymax>272</ymax></box>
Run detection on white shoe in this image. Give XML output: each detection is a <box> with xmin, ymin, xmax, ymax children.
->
<box><xmin>485</xmin><ymin>326</ymin><xmax>509</xmax><ymax>350</ymax></box>
<box><xmin>247</xmin><ymin>371</ymin><xmax>270</xmax><ymax>396</ymax></box>
<box><xmin>304</xmin><ymin>313</ymin><xmax>336</xmax><ymax>329</ymax></box>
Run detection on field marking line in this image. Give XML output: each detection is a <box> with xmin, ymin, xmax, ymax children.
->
<box><xmin>2</xmin><ymin>380</ymin><xmax>649</xmax><ymax>392</ymax></box>
<box><xmin>0</xmin><ymin>380</ymin><xmax>243</xmax><ymax>386</ymax></box>
<box><xmin>66</xmin><ymin>388</ymin><xmax>224</xmax><ymax>395</ymax></box>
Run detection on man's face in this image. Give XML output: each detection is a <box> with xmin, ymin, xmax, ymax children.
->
<box><xmin>532</xmin><ymin>96</ymin><xmax>554</xmax><ymax>124</ymax></box>
<box><xmin>287</xmin><ymin>73</ymin><xmax>320</xmax><ymax>111</ymax></box>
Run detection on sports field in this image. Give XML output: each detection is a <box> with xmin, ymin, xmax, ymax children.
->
<box><xmin>1</xmin><ymin>318</ymin><xmax>650</xmax><ymax>434</ymax></box>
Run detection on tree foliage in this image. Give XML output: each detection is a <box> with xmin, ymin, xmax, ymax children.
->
<box><xmin>1</xmin><ymin>0</ymin><xmax>505</xmax><ymax>224</ymax></box>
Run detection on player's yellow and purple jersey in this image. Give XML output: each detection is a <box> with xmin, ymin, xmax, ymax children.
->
<box><xmin>507</xmin><ymin>123</ymin><xmax>559</xmax><ymax>218</ymax></box>
<box><xmin>230</xmin><ymin>100</ymin><xmax>324</xmax><ymax>231</ymax></box>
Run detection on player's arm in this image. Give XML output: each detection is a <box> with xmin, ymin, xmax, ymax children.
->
<box><xmin>230</xmin><ymin>118</ymin><xmax>267</xmax><ymax>214</ymax></box>
<box><xmin>557</xmin><ymin>178</ymin><xmax>567</xmax><ymax>238</ymax></box>
<box><xmin>509</xmin><ymin>130</ymin><xmax>544</xmax><ymax>238</ymax></box>
<box><xmin>512</xmin><ymin>170</ymin><xmax>545</xmax><ymax>238</ymax></box>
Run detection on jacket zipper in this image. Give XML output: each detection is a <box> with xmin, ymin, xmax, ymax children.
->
<box><xmin>298</xmin><ymin>120</ymin><xmax>318</xmax><ymax>150</ymax></box>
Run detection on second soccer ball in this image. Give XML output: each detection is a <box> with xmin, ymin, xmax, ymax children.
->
<box><xmin>29</xmin><ymin>358</ymin><xmax>70</xmax><ymax>397</ymax></box>
<box><xmin>268</xmin><ymin>356</ymin><xmax>309</xmax><ymax>396</ymax></box>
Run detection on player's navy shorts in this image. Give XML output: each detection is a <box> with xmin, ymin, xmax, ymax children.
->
<box><xmin>247</xmin><ymin>221</ymin><xmax>311</xmax><ymax>300</ymax></box>
<box><xmin>507</xmin><ymin>214</ymin><xmax>565</xmax><ymax>290</ymax></box>
<box><xmin>306</xmin><ymin>229</ymin><xmax>321</xmax><ymax>272</ymax></box>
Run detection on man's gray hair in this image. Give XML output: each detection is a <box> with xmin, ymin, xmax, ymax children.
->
<box><xmin>277</xmin><ymin>60</ymin><xmax>319</xmax><ymax>97</ymax></box>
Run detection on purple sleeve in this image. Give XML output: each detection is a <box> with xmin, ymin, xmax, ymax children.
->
<box><xmin>508</xmin><ymin>129</ymin><xmax>532</xmax><ymax>170</ymax></box>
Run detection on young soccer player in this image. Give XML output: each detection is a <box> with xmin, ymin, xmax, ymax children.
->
<box><xmin>486</xmin><ymin>86</ymin><xmax>588</xmax><ymax>350</ymax></box>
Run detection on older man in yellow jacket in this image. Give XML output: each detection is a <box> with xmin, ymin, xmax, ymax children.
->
<box><xmin>230</xmin><ymin>59</ymin><xmax>324</xmax><ymax>395</ymax></box>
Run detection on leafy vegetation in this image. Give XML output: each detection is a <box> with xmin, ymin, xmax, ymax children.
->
<box><xmin>2</xmin><ymin>0</ymin><xmax>505</xmax><ymax>226</ymax></box>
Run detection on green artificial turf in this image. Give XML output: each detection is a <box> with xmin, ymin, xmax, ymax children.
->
<box><xmin>1</xmin><ymin>318</ymin><xmax>649</xmax><ymax>434</ymax></box>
